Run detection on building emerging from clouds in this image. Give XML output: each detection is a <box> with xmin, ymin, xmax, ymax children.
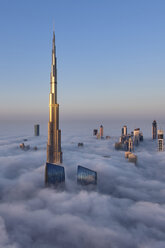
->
<box><xmin>45</xmin><ymin>163</ymin><xmax>65</xmax><ymax>186</ymax></box>
<box><xmin>122</xmin><ymin>125</ymin><xmax>127</xmax><ymax>136</ymax></box>
<box><xmin>45</xmin><ymin>32</ymin><xmax>64</xmax><ymax>186</ymax></box>
<box><xmin>77</xmin><ymin>165</ymin><xmax>97</xmax><ymax>185</ymax></box>
<box><xmin>47</xmin><ymin>32</ymin><xmax>62</xmax><ymax>164</ymax></box>
<box><xmin>152</xmin><ymin>120</ymin><xmax>157</xmax><ymax>140</ymax></box>
<box><xmin>34</xmin><ymin>124</ymin><xmax>40</xmax><ymax>136</ymax></box>
<box><xmin>158</xmin><ymin>129</ymin><xmax>164</xmax><ymax>151</ymax></box>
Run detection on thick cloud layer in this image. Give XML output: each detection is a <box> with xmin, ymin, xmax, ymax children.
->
<box><xmin>0</xmin><ymin>123</ymin><xmax>165</xmax><ymax>248</ymax></box>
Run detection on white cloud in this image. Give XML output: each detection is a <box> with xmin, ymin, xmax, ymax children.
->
<box><xmin>0</xmin><ymin>125</ymin><xmax>165</xmax><ymax>247</ymax></box>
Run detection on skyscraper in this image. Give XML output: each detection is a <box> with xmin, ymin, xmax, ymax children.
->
<box><xmin>93</xmin><ymin>129</ymin><xmax>98</xmax><ymax>136</ymax></box>
<box><xmin>122</xmin><ymin>125</ymin><xmax>127</xmax><ymax>136</ymax></box>
<box><xmin>77</xmin><ymin>166</ymin><xmax>97</xmax><ymax>185</ymax></box>
<box><xmin>158</xmin><ymin>129</ymin><xmax>164</xmax><ymax>151</ymax></box>
<box><xmin>134</xmin><ymin>128</ymin><xmax>140</xmax><ymax>146</ymax></box>
<box><xmin>152</xmin><ymin>120</ymin><xmax>157</xmax><ymax>140</ymax></box>
<box><xmin>45</xmin><ymin>163</ymin><xmax>65</xmax><ymax>186</ymax></box>
<box><xmin>100</xmin><ymin>125</ymin><xmax>103</xmax><ymax>138</ymax></box>
<box><xmin>128</xmin><ymin>137</ymin><xmax>133</xmax><ymax>152</ymax></box>
<box><xmin>34</xmin><ymin>124</ymin><xmax>40</xmax><ymax>136</ymax></box>
<box><xmin>47</xmin><ymin>32</ymin><xmax>62</xmax><ymax>164</ymax></box>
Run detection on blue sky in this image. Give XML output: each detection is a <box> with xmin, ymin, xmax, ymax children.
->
<box><xmin>0</xmin><ymin>0</ymin><xmax>165</xmax><ymax>122</ymax></box>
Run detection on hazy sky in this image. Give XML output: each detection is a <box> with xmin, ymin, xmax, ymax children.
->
<box><xmin>0</xmin><ymin>0</ymin><xmax>165</xmax><ymax>122</ymax></box>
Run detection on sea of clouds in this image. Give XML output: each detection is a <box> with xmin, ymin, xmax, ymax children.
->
<box><xmin>0</xmin><ymin>121</ymin><xmax>165</xmax><ymax>248</ymax></box>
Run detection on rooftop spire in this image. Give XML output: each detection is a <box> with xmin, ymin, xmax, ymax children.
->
<box><xmin>52</xmin><ymin>31</ymin><xmax>55</xmax><ymax>52</ymax></box>
<box><xmin>51</xmin><ymin>31</ymin><xmax>56</xmax><ymax>82</ymax></box>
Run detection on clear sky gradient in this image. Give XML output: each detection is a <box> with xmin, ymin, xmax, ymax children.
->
<box><xmin>0</xmin><ymin>0</ymin><xmax>165</xmax><ymax>122</ymax></box>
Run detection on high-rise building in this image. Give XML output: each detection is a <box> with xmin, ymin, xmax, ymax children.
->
<box><xmin>152</xmin><ymin>120</ymin><xmax>157</xmax><ymax>139</ymax></box>
<box><xmin>158</xmin><ymin>130</ymin><xmax>164</xmax><ymax>151</ymax></box>
<box><xmin>93</xmin><ymin>129</ymin><xmax>98</xmax><ymax>136</ymax></box>
<box><xmin>45</xmin><ymin>32</ymin><xmax>64</xmax><ymax>186</ymax></box>
<box><xmin>100</xmin><ymin>125</ymin><xmax>103</xmax><ymax>138</ymax></box>
<box><xmin>134</xmin><ymin>128</ymin><xmax>140</xmax><ymax>146</ymax></box>
<box><xmin>139</xmin><ymin>132</ymin><xmax>143</xmax><ymax>141</ymax></box>
<box><xmin>47</xmin><ymin>32</ymin><xmax>62</xmax><ymax>164</ymax></box>
<box><xmin>77</xmin><ymin>165</ymin><xmax>97</xmax><ymax>185</ymax></box>
<box><xmin>128</xmin><ymin>137</ymin><xmax>133</xmax><ymax>152</ymax></box>
<box><xmin>122</xmin><ymin>125</ymin><xmax>127</xmax><ymax>136</ymax></box>
<box><xmin>128</xmin><ymin>153</ymin><xmax>137</xmax><ymax>164</ymax></box>
<box><xmin>34</xmin><ymin>124</ymin><xmax>40</xmax><ymax>136</ymax></box>
<box><xmin>45</xmin><ymin>163</ymin><xmax>65</xmax><ymax>186</ymax></box>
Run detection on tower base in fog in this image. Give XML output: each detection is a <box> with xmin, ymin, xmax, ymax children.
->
<box><xmin>34</xmin><ymin>124</ymin><xmax>40</xmax><ymax>136</ymax></box>
<box><xmin>45</xmin><ymin>163</ymin><xmax>65</xmax><ymax>186</ymax></box>
<box><xmin>77</xmin><ymin>165</ymin><xmax>97</xmax><ymax>185</ymax></box>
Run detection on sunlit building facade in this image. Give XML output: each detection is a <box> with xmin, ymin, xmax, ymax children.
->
<box><xmin>122</xmin><ymin>125</ymin><xmax>127</xmax><ymax>136</ymax></box>
<box><xmin>128</xmin><ymin>137</ymin><xmax>134</xmax><ymax>152</ymax></box>
<box><xmin>134</xmin><ymin>128</ymin><xmax>140</xmax><ymax>146</ymax></box>
<box><xmin>45</xmin><ymin>32</ymin><xmax>65</xmax><ymax>186</ymax></box>
<box><xmin>100</xmin><ymin>125</ymin><xmax>103</xmax><ymax>138</ymax></box>
<box><xmin>47</xmin><ymin>32</ymin><xmax>62</xmax><ymax>164</ymax></box>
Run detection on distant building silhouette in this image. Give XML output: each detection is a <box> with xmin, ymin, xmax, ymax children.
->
<box><xmin>128</xmin><ymin>137</ymin><xmax>134</xmax><ymax>152</ymax></box>
<box><xmin>20</xmin><ymin>143</ymin><xmax>30</xmax><ymax>151</ymax></box>
<box><xmin>134</xmin><ymin>128</ymin><xmax>140</xmax><ymax>146</ymax></box>
<box><xmin>152</xmin><ymin>120</ymin><xmax>157</xmax><ymax>139</ymax></box>
<box><xmin>139</xmin><ymin>132</ymin><xmax>143</xmax><ymax>141</ymax></box>
<box><xmin>115</xmin><ymin>126</ymin><xmax>143</xmax><ymax>152</ymax></box>
<box><xmin>115</xmin><ymin>142</ymin><xmax>123</xmax><ymax>150</ymax></box>
<box><xmin>34</xmin><ymin>124</ymin><xmax>40</xmax><ymax>136</ymax></box>
<box><xmin>78</xmin><ymin>143</ymin><xmax>84</xmax><ymax>147</ymax></box>
<box><xmin>100</xmin><ymin>125</ymin><xmax>103</xmax><ymax>138</ymax></box>
<box><xmin>128</xmin><ymin>153</ymin><xmax>137</xmax><ymax>164</ymax></box>
<box><xmin>125</xmin><ymin>151</ymin><xmax>132</xmax><ymax>158</ymax></box>
<box><xmin>93</xmin><ymin>129</ymin><xmax>98</xmax><ymax>136</ymax></box>
<box><xmin>122</xmin><ymin>125</ymin><xmax>127</xmax><ymax>136</ymax></box>
<box><xmin>158</xmin><ymin>130</ymin><xmax>164</xmax><ymax>151</ymax></box>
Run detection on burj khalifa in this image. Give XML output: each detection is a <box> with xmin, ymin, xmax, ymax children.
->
<box><xmin>47</xmin><ymin>31</ymin><xmax>62</xmax><ymax>164</ymax></box>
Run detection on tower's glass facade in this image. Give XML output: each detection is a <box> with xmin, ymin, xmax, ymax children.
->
<box><xmin>77</xmin><ymin>165</ymin><xmax>97</xmax><ymax>185</ymax></box>
<box><xmin>45</xmin><ymin>163</ymin><xmax>65</xmax><ymax>185</ymax></box>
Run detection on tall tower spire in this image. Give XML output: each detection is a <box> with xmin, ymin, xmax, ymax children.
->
<box><xmin>50</xmin><ymin>31</ymin><xmax>57</xmax><ymax>103</ymax></box>
<box><xmin>47</xmin><ymin>31</ymin><xmax>62</xmax><ymax>164</ymax></box>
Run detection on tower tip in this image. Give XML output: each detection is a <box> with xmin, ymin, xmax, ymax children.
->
<box><xmin>52</xmin><ymin>29</ymin><xmax>55</xmax><ymax>49</ymax></box>
<box><xmin>53</xmin><ymin>21</ymin><xmax>55</xmax><ymax>36</ymax></box>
